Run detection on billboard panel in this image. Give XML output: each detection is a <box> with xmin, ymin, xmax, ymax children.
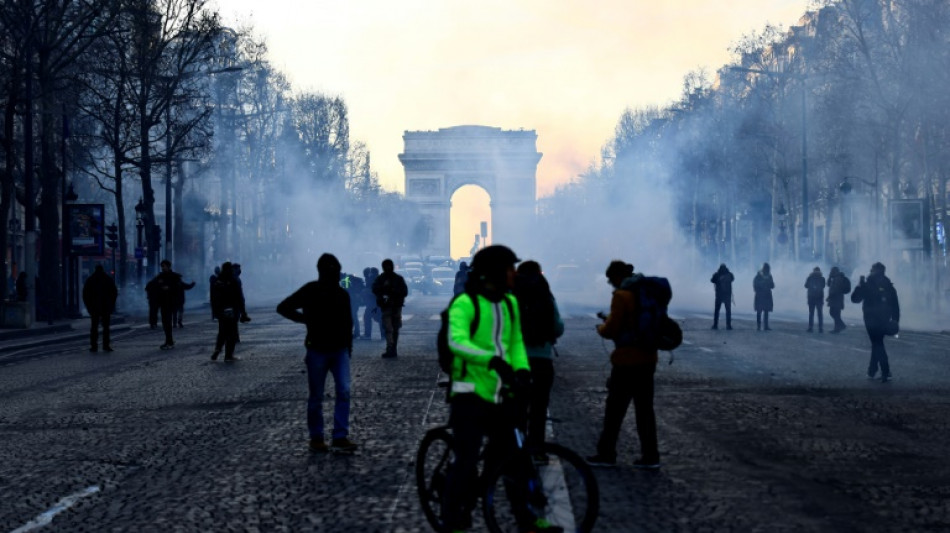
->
<box><xmin>888</xmin><ymin>199</ymin><xmax>926</xmax><ymax>251</ymax></box>
<box><xmin>67</xmin><ymin>203</ymin><xmax>105</xmax><ymax>256</ymax></box>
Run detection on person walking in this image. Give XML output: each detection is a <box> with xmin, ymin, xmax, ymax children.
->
<box><xmin>151</xmin><ymin>260</ymin><xmax>183</xmax><ymax>349</ymax></box>
<box><xmin>82</xmin><ymin>265</ymin><xmax>118</xmax><ymax>353</ymax></box>
<box><xmin>361</xmin><ymin>267</ymin><xmax>379</xmax><ymax>340</ymax></box>
<box><xmin>850</xmin><ymin>262</ymin><xmax>900</xmax><ymax>382</ymax></box>
<box><xmin>827</xmin><ymin>266</ymin><xmax>852</xmax><ymax>333</ymax></box>
<box><xmin>512</xmin><ymin>260</ymin><xmax>564</xmax><ymax>456</ymax></box>
<box><xmin>441</xmin><ymin>245</ymin><xmax>556</xmax><ymax>532</ymax></box>
<box><xmin>210</xmin><ymin>262</ymin><xmax>246</xmax><ymax>361</ymax></box>
<box><xmin>710</xmin><ymin>263</ymin><xmax>734</xmax><ymax>330</ymax></box>
<box><xmin>753</xmin><ymin>262</ymin><xmax>774</xmax><ymax>331</ymax></box>
<box><xmin>586</xmin><ymin>260</ymin><xmax>661</xmax><ymax>469</ymax></box>
<box><xmin>276</xmin><ymin>253</ymin><xmax>357</xmax><ymax>453</ymax></box>
<box><xmin>805</xmin><ymin>266</ymin><xmax>826</xmax><ymax>333</ymax></box>
<box><xmin>372</xmin><ymin>259</ymin><xmax>408</xmax><ymax>358</ymax></box>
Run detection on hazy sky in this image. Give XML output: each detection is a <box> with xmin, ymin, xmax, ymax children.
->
<box><xmin>215</xmin><ymin>0</ymin><xmax>811</xmax><ymax>257</ymax></box>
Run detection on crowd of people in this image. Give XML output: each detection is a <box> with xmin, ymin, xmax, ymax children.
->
<box><xmin>713</xmin><ymin>261</ymin><xmax>900</xmax><ymax>382</ymax></box>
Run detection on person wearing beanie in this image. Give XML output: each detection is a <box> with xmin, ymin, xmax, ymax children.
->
<box><xmin>850</xmin><ymin>262</ymin><xmax>900</xmax><ymax>382</ymax></box>
<box><xmin>805</xmin><ymin>266</ymin><xmax>826</xmax><ymax>332</ymax></box>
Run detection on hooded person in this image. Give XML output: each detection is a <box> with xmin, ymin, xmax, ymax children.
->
<box><xmin>850</xmin><ymin>262</ymin><xmax>900</xmax><ymax>382</ymax></box>
<box><xmin>753</xmin><ymin>262</ymin><xmax>775</xmax><ymax>331</ymax></box>
<box><xmin>82</xmin><ymin>264</ymin><xmax>118</xmax><ymax>352</ymax></box>
<box><xmin>805</xmin><ymin>266</ymin><xmax>826</xmax><ymax>332</ymax></box>
<box><xmin>710</xmin><ymin>263</ymin><xmax>734</xmax><ymax>330</ymax></box>
<box><xmin>827</xmin><ymin>266</ymin><xmax>851</xmax><ymax>333</ymax></box>
<box><xmin>372</xmin><ymin>259</ymin><xmax>408</xmax><ymax>358</ymax></box>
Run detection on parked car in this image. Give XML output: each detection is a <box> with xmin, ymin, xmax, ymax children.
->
<box><xmin>401</xmin><ymin>267</ymin><xmax>425</xmax><ymax>294</ymax></box>
<box><xmin>429</xmin><ymin>266</ymin><xmax>456</xmax><ymax>294</ymax></box>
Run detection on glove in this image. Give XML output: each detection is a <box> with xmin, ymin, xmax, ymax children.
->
<box><xmin>488</xmin><ymin>357</ymin><xmax>515</xmax><ymax>385</ymax></box>
<box><xmin>512</xmin><ymin>369</ymin><xmax>532</xmax><ymax>398</ymax></box>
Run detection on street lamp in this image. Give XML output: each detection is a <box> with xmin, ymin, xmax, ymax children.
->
<box><xmin>839</xmin><ymin>175</ymin><xmax>880</xmax><ymax>258</ymax></box>
<box><xmin>730</xmin><ymin>65</ymin><xmax>809</xmax><ymax>258</ymax></box>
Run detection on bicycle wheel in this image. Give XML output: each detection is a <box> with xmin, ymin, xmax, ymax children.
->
<box><xmin>416</xmin><ymin>427</ymin><xmax>454</xmax><ymax>532</ymax></box>
<box><xmin>482</xmin><ymin>442</ymin><xmax>599</xmax><ymax>533</ymax></box>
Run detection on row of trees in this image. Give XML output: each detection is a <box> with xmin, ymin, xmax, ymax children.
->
<box><xmin>1</xmin><ymin>0</ymin><xmax>421</xmax><ymax>317</ymax></box>
<box><xmin>542</xmin><ymin>0</ymin><xmax>950</xmax><ymax>276</ymax></box>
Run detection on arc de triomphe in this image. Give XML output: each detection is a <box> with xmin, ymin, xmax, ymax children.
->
<box><xmin>398</xmin><ymin>125</ymin><xmax>542</xmax><ymax>258</ymax></box>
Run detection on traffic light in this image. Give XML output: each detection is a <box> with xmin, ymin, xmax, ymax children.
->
<box><xmin>106</xmin><ymin>223</ymin><xmax>118</xmax><ymax>249</ymax></box>
<box><xmin>151</xmin><ymin>224</ymin><xmax>162</xmax><ymax>250</ymax></box>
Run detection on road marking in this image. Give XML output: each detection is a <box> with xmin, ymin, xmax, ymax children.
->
<box><xmin>699</xmin><ymin>347</ymin><xmax>714</xmax><ymax>353</ymax></box>
<box><xmin>12</xmin><ymin>485</ymin><xmax>100</xmax><ymax>533</ymax></box>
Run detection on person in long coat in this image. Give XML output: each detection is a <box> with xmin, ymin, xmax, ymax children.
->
<box><xmin>753</xmin><ymin>262</ymin><xmax>774</xmax><ymax>331</ymax></box>
<box><xmin>82</xmin><ymin>265</ymin><xmax>118</xmax><ymax>352</ymax></box>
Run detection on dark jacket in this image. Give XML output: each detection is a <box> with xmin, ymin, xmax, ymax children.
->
<box><xmin>753</xmin><ymin>272</ymin><xmax>774</xmax><ymax>312</ymax></box>
<box><xmin>362</xmin><ymin>271</ymin><xmax>378</xmax><ymax>307</ymax></box>
<box><xmin>210</xmin><ymin>274</ymin><xmax>245</xmax><ymax>320</ymax></box>
<box><xmin>372</xmin><ymin>271</ymin><xmax>408</xmax><ymax>309</ymax></box>
<box><xmin>850</xmin><ymin>274</ymin><xmax>900</xmax><ymax>330</ymax></box>
<box><xmin>277</xmin><ymin>279</ymin><xmax>353</xmax><ymax>352</ymax></box>
<box><xmin>826</xmin><ymin>272</ymin><xmax>850</xmax><ymax>311</ymax></box>
<box><xmin>711</xmin><ymin>268</ymin><xmax>734</xmax><ymax>298</ymax></box>
<box><xmin>805</xmin><ymin>272</ymin><xmax>826</xmax><ymax>304</ymax></box>
<box><xmin>82</xmin><ymin>269</ymin><xmax>118</xmax><ymax>315</ymax></box>
<box><xmin>176</xmin><ymin>280</ymin><xmax>196</xmax><ymax>307</ymax></box>
<box><xmin>151</xmin><ymin>271</ymin><xmax>183</xmax><ymax>307</ymax></box>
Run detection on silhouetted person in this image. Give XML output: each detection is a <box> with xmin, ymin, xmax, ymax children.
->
<box><xmin>827</xmin><ymin>266</ymin><xmax>851</xmax><ymax>333</ymax></box>
<box><xmin>513</xmin><ymin>260</ymin><xmax>564</xmax><ymax>452</ymax></box>
<box><xmin>453</xmin><ymin>261</ymin><xmax>470</xmax><ymax>296</ymax></box>
<box><xmin>587</xmin><ymin>260</ymin><xmax>661</xmax><ymax>469</ymax></box>
<box><xmin>82</xmin><ymin>265</ymin><xmax>118</xmax><ymax>353</ymax></box>
<box><xmin>15</xmin><ymin>272</ymin><xmax>27</xmax><ymax>302</ymax></box>
<box><xmin>276</xmin><ymin>253</ymin><xmax>357</xmax><ymax>453</ymax></box>
<box><xmin>152</xmin><ymin>259</ymin><xmax>183</xmax><ymax>349</ymax></box>
<box><xmin>753</xmin><ymin>262</ymin><xmax>774</xmax><ymax>331</ymax></box>
<box><xmin>232</xmin><ymin>263</ymin><xmax>250</xmax><ymax>323</ymax></box>
<box><xmin>210</xmin><ymin>262</ymin><xmax>246</xmax><ymax>361</ymax></box>
<box><xmin>710</xmin><ymin>263</ymin><xmax>734</xmax><ymax>330</ymax></box>
<box><xmin>851</xmin><ymin>262</ymin><xmax>900</xmax><ymax>382</ymax></box>
<box><xmin>361</xmin><ymin>267</ymin><xmax>379</xmax><ymax>340</ymax></box>
<box><xmin>372</xmin><ymin>259</ymin><xmax>408</xmax><ymax>358</ymax></box>
<box><xmin>173</xmin><ymin>277</ymin><xmax>196</xmax><ymax>328</ymax></box>
<box><xmin>145</xmin><ymin>277</ymin><xmax>159</xmax><ymax>329</ymax></box>
<box><xmin>805</xmin><ymin>266</ymin><xmax>826</xmax><ymax>333</ymax></box>
<box><xmin>340</xmin><ymin>272</ymin><xmax>364</xmax><ymax>339</ymax></box>
<box><xmin>208</xmin><ymin>265</ymin><xmax>221</xmax><ymax>319</ymax></box>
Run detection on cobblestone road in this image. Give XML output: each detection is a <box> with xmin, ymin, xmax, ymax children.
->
<box><xmin>1</xmin><ymin>295</ymin><xmax>949</xmax><ymax>532</ymax></box>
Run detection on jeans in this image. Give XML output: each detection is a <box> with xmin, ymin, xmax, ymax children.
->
<box><xmin>829</xmin><ymin>306</ymin><xmax>845</xmax><ymax>331</ymax></box>
<box><xmin>381</xmin><ymin>306</ymin><xmax>403</xmax><ymax>353</ymax></box>
<box><xmin>866</xmin><ymin>326</ymin><xmax>891</xmax><ymax>378</ymax></box>
<box><xmin>305</xmin><ymin>348</ymin><xmax>351</xmax><ymax>440</ymax></box>
<box><xmin>89</xmin><ymin>312</ymin><xmax>111</xmax><ymax>348</ymax></box>
<box><xmin>526</xmin><ymin>357</ymin><xmax>554</xmax><ymax>449</ymax></box>
<box><xmin>713</xmin><ymin>297</ymin><xmax>731</xmax><ymax>327</ymax></box>
<box><xmin>808</xmin><ymin>302</ymin><xmax>824</xmax><ymax>331</ymax></box>
<box><xmin>215</xmin><ymin>316</ymin><xmax>239</xmax><ymax>357</ymax></box>
<box><xmin>159</xmin><ymin>303</ymin><xmax>175</xmax><ymax>344</ymax></box>
<box><xmin>596</xmin><ymin>363</ymin><xmax>659</xmax><ymax>462</ymax></box>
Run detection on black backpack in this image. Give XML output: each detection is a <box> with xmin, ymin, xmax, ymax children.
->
<box><xmin>618</xmin><ymin>276</ymin><xmax>682</xmax><ymax>351</ymax></box>
<box><xmin>437</xmin><ymin>291</ymin><xmax>514</xmax><ymax>374</ymax></box>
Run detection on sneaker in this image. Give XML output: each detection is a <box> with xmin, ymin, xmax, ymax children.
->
<box><xmin>103</xmin><ymin>346</ymin><xmax>114</xmax><ymax>352</ymax></box>
<box><xmin>331</xmin><ymin>438</ymin><xmax>358</xmax><ymax>453</ymax></box>
<box><xmin>710</xmin><ymin>325</ymin><xmax>718</xmax><ymax>330</ymax></box>
<box><xmin>881</xmin><ymin>374</ymin><xmax>891</xmax><ymax>383</ymax></box>
<box><xmin>211</xmin><ymin>350</ymin><xmax>220</xmax><ymax>361</ymax></box>
<box><xmin>527</xmin><ymin>517</ymin><xmax>564</xmax><ymax>533</ymax></box>
<box><xmin>585</xmin><ymin>454</ymin><xmax>616</xmax><ymax>467</ymax></box>
<box><xmin>309</xmin><ymin>438</ymin><xmax>329</xmax><ymax>453</ymax></box>
<box><xmin>381</xmin><ymin>352</ymin><xmax>396</xmax><ymax>359</ymax></box>
<box><xmin>160</xmin><ymin>343</ymin><xmax>174</xmax><ymax>350</ymax></box>
<box><xmin>89</xmin><ymin>346</ymin><xmax>98</xmax><ymax>353</ymax></box>
<box><xmin>224</xmin><ymin>355</ymin><xmax>239</xmax><ymax>362</ymax></box>
<box><xmin>726</xmin><ymin>325</ymin><xmax>733</xmax><ymax>330</ymax></box>
<box><xmin>633</xmin><ymin>457</ymin><xmax>662</xmax><ymax>469</ymax></box>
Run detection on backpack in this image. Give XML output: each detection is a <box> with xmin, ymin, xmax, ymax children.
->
<box><xmin>840</xmin><ymin>276</ymin><xmax>852</xmax><ymax>295</ymax></box>
<box><xmin>619</xmin><ymin>276</ymin><xmax>682</xmax><ymax>351</ymax></box>
<box><xmin>514</xmin><ymin>284</ymin><xmax>557</xmax><ymax>347</ymax></box>
<box><xmin>437</xmin><ymin>291</ymin><xmax>514</xmax><ymax>374</ymax></box>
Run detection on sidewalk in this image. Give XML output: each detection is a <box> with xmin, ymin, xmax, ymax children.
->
<box><xmin>0</xmin><ymin>315</ymin><xmax>131</xmax><ymax>353</ymax></box>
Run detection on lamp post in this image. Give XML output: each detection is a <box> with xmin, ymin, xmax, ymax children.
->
<box><xmin>61</xmin><ymin>182</ymin><xmax>78</xmax><ymax>319</ymax></box>
<box><xmin>731</xmin><ymin>65</ymin><xmax>809</xmax><ymax>259</ymax></box>
<box><xmin>839</xmin><ymin>175</ymin><xmax>880</xmax><ymax>259</ymax></box>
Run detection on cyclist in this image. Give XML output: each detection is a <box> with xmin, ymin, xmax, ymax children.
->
<box><xmin>442</xmin><ymin>245</ymin><xmax>561</xmax><ymax>533</ymax></box>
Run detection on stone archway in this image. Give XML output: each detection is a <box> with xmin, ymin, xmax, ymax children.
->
<box><xmin>399</xmin><ymin>125</ymin><xmax>542</xmax><ymax>257</ymax></box>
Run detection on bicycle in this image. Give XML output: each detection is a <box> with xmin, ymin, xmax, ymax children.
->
<box><xmin>415</xmin><ymin>414</ymin><xmax>599</xmax><ymax>532</ymax></box>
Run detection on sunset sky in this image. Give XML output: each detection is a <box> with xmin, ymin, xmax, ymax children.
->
<box><xmin>215</xmin><ymin>0</ymin><xmax>811</xmax><ymax>257</ymax></box>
